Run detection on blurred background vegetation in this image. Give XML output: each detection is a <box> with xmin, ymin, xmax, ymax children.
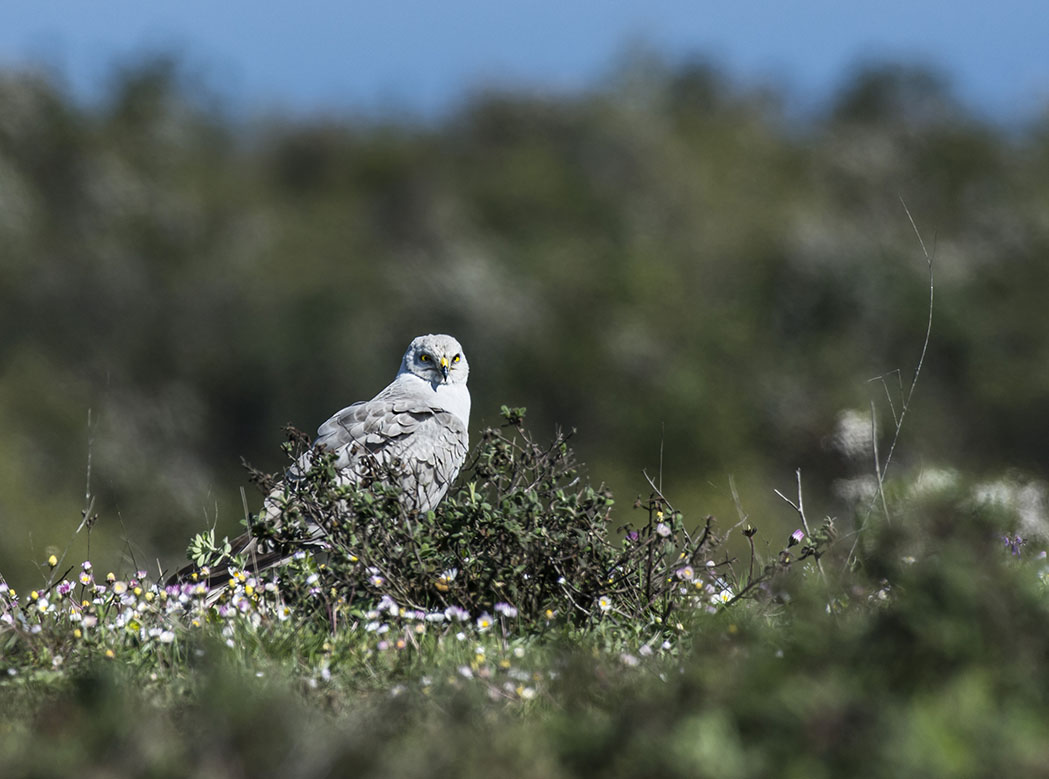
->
<box><xmin>2</xmin><ymin>52</ymin><xmax>1047</xmax><ymax>587</ymax></box>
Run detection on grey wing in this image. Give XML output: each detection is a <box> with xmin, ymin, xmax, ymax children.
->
<box><xmin>311</xmin><ymin>397</ymin><xmax>469</xmax><ymax>513</ymax></box>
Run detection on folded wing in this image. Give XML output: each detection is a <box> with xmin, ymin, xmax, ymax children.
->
<box><xmin>312</xmin><ymin>396</ymin><xmax>469</xmax><ymax>513</ymax></box>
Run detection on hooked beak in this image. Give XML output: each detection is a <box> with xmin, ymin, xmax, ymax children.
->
<box><xmin>439</xmin><ymin>356</ymin><xmax>450</xmax><ymax>380</ymax></box>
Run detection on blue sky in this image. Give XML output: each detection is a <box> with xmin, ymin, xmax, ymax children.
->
<box><xmin>2</xmin><ymin>1</ymin><xmax>1047</xmax><ymax>121</ymax></box>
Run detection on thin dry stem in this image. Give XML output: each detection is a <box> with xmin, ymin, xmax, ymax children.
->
<box><xmin>845</xmin><ymin>197</ymin><xmax>935</xmax><ymax>568</ymax></box>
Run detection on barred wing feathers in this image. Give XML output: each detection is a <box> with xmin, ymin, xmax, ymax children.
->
<box><xmin>313</xmin><ymin>395</ymin><xmax>469</xmax><ymax>513</ymax></box>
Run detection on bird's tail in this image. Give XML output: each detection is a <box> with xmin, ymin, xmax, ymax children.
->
<box><xmin>163</xmin><ymin>488</ymin><xmax>309</xmax><ymax>600</ymax></box>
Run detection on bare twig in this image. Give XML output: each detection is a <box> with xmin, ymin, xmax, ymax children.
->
<box><xmin>722</xmin><ymin>474</ymin><xmax>751</xmax><ymax>544</ymax></box>
<box><xmin>868</xmin><ymin>368</ymin><xmax>903</xmax><ymax>427</ymax></box>
<box><xmin>774</xmin><ymin>468</ymin><xmax>825</xmax><ymax>579</ymax></box>
<box><xmin>845</xmin><ymin>198</ymin><xmax>935</xmax><ymax>567</ymax></box>
<box><xmin>870</xmin><ymin>400</ymin><xmax>891</xmax><ymax>524</ymax></box>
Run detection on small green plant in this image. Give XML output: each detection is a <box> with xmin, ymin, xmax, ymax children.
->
<box><xmin>186</xmin><ymin>527</ymin><xmax>233</xmax><ymax>569</ymax></box>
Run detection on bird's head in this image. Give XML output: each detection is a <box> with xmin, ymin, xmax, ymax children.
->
<box><xmin>400</xmin><ymin>334</ymin><xmax>469</xmax><ymax>386</ymax></box>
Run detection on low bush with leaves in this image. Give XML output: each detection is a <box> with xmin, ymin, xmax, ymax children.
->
<box><xmin>0</xmin><ymin>407</ymin><xmax>829</xmax><ymax>701</ymax></box>
<box><xmin>183</xmin><ymin>406</ymin><xmax>825</xmax><ymax>642</ymax></box>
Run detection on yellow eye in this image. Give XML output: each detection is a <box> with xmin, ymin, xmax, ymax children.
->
<box><xmin>453</xmin><ymin>354</ymin><xmax>461</xmax><ymax>364</ymax></box>
<box><xmin>419</xmin><ymin>353</ymin><xmax>430</xmax><ymax>362</ymax></box>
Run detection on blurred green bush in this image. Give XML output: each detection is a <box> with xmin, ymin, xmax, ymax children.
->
<box><xmin>1</xmin><ymin>55</ymin><xmax>1048</xmax><ymax>587</ymax></box>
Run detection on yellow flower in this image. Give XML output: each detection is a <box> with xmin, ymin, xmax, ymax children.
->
<box><xmin>104</xmin><ymin>649</ymin><xmax>115</xmax><ymax>659</ymax></box>
<box><xmin>73</xmin><ymin>628</ymin><xmax>82</xmax><ymax>639</ymax></box>
<box><xmin>47</xmin><ymin>555</ymin><xmax>58</xmax><ymax>568</ymax></box>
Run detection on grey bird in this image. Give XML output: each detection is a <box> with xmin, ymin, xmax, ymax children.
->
<box><xmin>170</xmin><ymin>333</ymin><xmax>470</xmax><ymax>586</ymax></box>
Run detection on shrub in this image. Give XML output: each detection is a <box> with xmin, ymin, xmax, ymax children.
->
<box><xmin>187</xmin><ymin>407</ymin><xmax>827</xmax><ymax>640</ymax></box>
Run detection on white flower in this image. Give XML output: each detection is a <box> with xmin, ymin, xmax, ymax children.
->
<box><xmin>830</xmin><ymin>408</ymin><xmax>874</xmax><ymax>459</ymax></box>
<box><xmin>597</xmin><ymin>596</ymin><xmax>612</xmax><ymax>612</ymax></box>
<box><xmin>444</xmin><ymin>605</ymin><xmax>470</xmax><ymax>622</ymax></box>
